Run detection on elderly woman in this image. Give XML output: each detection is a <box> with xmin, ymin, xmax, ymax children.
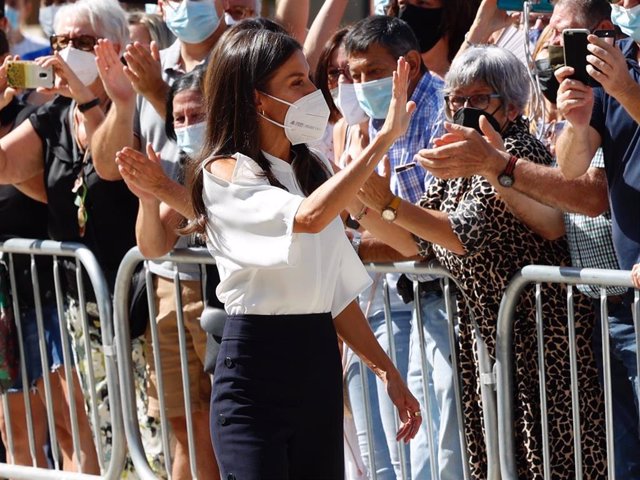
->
<box><xmin>356</xmin><ymin>45</ymin><xmax>606</xmax><ymax>479</ymax></box>
<box><xmin>0</xmin><ymin>0</ymin><xmax>164</xmax><ymax>475</ymax></box>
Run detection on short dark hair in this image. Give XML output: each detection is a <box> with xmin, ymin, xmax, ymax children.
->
<box><xmin>344</xmin><ymin>15</ymin><xmax>419</xmax><ymax>60</ymax></box>
<box><xmin>555</xmin><ymin>0</ymin><xmax>611</xmax><ymax>27</ymax></box>
<box><xmin>314</xmin><ymin>27</ymin><xmax>349</xmax><ymax>124</ymax></box>
<box><xmin>165</xmin><ymin>64</ymin><xmax>207</xmax><ymax>141</ymax></box>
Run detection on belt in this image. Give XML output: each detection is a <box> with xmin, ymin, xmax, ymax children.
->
<box><xmin>418</xmin><ymin>279</ymin><xmax>442</xmax><ymax>295</ymax></box>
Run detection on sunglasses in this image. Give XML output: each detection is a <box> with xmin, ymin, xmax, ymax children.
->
<box><xmin>444</xmin><ymin>93</ymin><xmax>502</xmax><ymax>111</ymax></box>
<box><xmin>50</xmin><ymin>34</ymin><xmax>98</xmax><ymax>53</ymax></box>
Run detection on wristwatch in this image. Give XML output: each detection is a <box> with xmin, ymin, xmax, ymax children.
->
<box><xmin>381</xmin><ymin>196</ymin><xmax>401</xmax><ymax>223</ymax></box>
<box><xmin>497</xmin><ymin>155</ymin><xmax>518</xmax><ymax>188</ymax></box>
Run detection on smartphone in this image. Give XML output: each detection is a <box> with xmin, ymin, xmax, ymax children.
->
<box><xmin>497</xmin><ymin>0</ymin><xmax>553</xmax><ymax>13</ymax></box>
<box><xmin>593</xmin><ymin>29</ymin><xmax>616</xmax><ymax>45</ymax></box>
<box><xmin>563</xmin><ymin>29</ymin><xmax>591</xmax><ymax>86</ymax></box>
<box><xmin>6</xmin><ymin>61</ymin><xmax>54</xmax><ymax>89</ymax></box>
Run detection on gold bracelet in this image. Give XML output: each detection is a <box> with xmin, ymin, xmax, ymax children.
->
<box><xmin>354</xmin><ymin>205</ymin><xmax>369</xmax><ymax>221</ymax></box>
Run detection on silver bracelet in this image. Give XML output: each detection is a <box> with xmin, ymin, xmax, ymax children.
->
<box><xmin>351</xmin><ymin>234</ymin><xmax>362</xmax><ymax>255</ymax></box>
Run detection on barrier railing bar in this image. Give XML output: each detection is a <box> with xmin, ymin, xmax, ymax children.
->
<box><xmin>534</xmin><ymin>283</ymin><xmax>551</xmax><ymax>479</ymax></box>
<box><xmin>146</xmin><ymin>263</ymin><xmax>172</xmax><ymax>479</ymax></box>
<box><xmin>412</xmin><ymin>279</ymin><xmax>437</xmax><ymax>480</ymax></box>
<box><xmin>381</xmin><ymin>277</ymin><xmax>408</xmax><ymax>480</ymax></box>
<box><xmin>173</xmin><ymin>271</ymin><xmax>198</xmax><ymax>480</ymax></box>
<box><xmin>442</xmin><ymin>277</ymin><xmax>470</xmax><ymax>480</ymax></box>
<box><xmin>5</xmin><ymin>253</ymin><xmax>30</xmax><ymax>465</ymax></box>
<box><xmin>599</xmin><ymin>288</ymin><xmax>615</xmax><ymax>480</ymax></box>
<box><xmin>358</xmin><ymin>348</ymin><xmax>377</xmax><ymax>480</ymax></box>
<box><xmin>32</xmin><ymin>257</ymin><xmax>62</xmax><ymax>470</ymax></box>
<box><xmin>565</xmin><ymin>286</ymin><xmax>582</xmax><ymax>479</ymax></box>
<box><xmin>74</xmin><ymin>258</ymin><xmax>103</xmax><ymax>471</ymax></box>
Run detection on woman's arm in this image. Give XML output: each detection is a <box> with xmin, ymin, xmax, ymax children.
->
<box><xmin>303</xmin><ymin>0</ymin><xmax>349</xmax><ymax>73</ymax></box>
<box><xmin>13</xmin><ymin>173</ymin><xmax>47</xmax><ymax>204</ymax></box>
<box><xmin>0</xmin><ymin>120</ymin><xmax>44</xmax><ymax>184</ymax></box>
<box><xmin>334</xmin><ymin>300</ymin><xmax>421</xmax><ymax>442</ymax></box>
<box><xmin>135</xmin><ymin>199</ymin><xmax>182</xmax><ymax>258</ymax></box>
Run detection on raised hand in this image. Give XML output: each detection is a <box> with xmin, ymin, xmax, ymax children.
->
<box><xmin>555</xmin><ymin>66</ymin><xmax>594</xmax><ymax>129</ymax></box>
<box><xmin>123</xmin><ymin>41</ymin><xmax>167</xmax><ymax>102</ymax></box>
<box><xmin>380</xmin><ymin>56</ymin><xmax>416</xmax><ymax>140</ymax></box>
<box><xmin>586</xmin><ymin>34</ymin><xmax>636</xmax><ymax>100</ymax></box>
<box><xmin>417</xmin><ymin>119</ymin><xmax>508</xmax><ymax>179</ymax></box>
<box><xmin>357</xmin><ymin>155</ymin><xmax>394</xmax><ymax>212</ymax></box>
<box><xmin>115</xmin><ymin>143</ymin><xmax>171</xmax><ymax>199</ymax></box>
<box><xmin>35</xmin><ymin>52</ymin><xmax>96</xmax><ymax>104</ymax></box>
<box><xmin>0</xmin><ymin>55</ymin><xmax>20</xmax><ymax>110</ymax></box>
<box><xmin>95</xmin><ymin>39</ymin><xmax>136</xmax><ymax>106</ymax></box>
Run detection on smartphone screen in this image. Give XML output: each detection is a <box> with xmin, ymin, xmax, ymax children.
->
<box><xmin>563</xmin><ymin>29</ymin><xmax>591</xmax><ymax>86</ymax></box>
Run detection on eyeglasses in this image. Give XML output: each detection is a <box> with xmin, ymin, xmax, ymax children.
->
<box><xmin>50</xmin><ymin>34</ymin><xmax>98</xmax><ymax>53</ymax></box>
<box><xmin>225</xmin><ymin>6</ymin><xmax>255</xmax><ymax>20</ymax></box>
<box><xmin>327</xmin><ymin>67</ymin><xmax>351</xmax><ymax>83</ymax></box>
<box><xmin>444</xmin><ymin>93</ymin><xmax>502</xmax><ymax>111</ymax></box>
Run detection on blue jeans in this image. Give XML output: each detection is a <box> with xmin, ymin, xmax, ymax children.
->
<box><xmin>9</xmin><ymin>304</ymin><xmax>64</xmax><ymax>392</ymax></box>
<box><xmin>346</xmin><ymin>309</ymin><xmax>412</xmax><ymax>480</ymax></box>
<box><xmin>592</xmin><ymin>296</ymin><xmax>640</xmax><ymax>479</ymax></box>
<box><xmin>408</xmin><ymin>290</ymin><xmax>463</xmax><ymax>480</ymax></box>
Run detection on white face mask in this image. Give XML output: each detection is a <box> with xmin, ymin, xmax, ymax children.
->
<box><xmin>335</xmin><ymin>82</ymin><xmax>369</xmax><ymax>126</ymax></box>
<box><xmin>59</xmin><ymin>46</ymin><xmax>99</xmax><ymax>86</ymax></box>
<box><xmin>175</xmin><ymin>121</ymin><xmax>206</xmax><ymax>155</ymax></box>
<box><xmin>258</xmin><ymin>89</ymin><xmax>330</xmax><ymax>145</ymax></box>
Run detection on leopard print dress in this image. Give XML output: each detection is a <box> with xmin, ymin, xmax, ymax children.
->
<box><xmin>415</xmin><ymin>119</ymin><xmax>607</xmax><ymax>479</ymax></box>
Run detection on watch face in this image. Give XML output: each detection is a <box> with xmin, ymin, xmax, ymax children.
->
<box><xmin>498</xmin><ymin>173</ymin><xmax>514</xmax><ymax>188</ymax></box>
<box><xmin>382</xmin><ymin>208</ymin><xmax>396</xmax><ymax>222</ymax></box>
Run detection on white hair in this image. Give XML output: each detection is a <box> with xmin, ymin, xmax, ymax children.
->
<box><xmin>54</xmin><ymin>0</ymin><xmax>129</xmax><ymax>55</ymax></box>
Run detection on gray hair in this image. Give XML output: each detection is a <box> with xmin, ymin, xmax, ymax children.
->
<box><xmin>54</xmin><ymin>0</ymin><xmax>129</xmax><ymax>55</ymax></box>
<box><xmin>444</xmin><ymin>45</ymin><xmax>530</xmax><ymax>114</ymax></box>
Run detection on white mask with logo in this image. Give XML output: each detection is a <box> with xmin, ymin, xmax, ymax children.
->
<box><xmin>258</xmin><ymin>89</ymin><xmax>330</xmax><ymax>145</ymax></box>
<box><xmin>59</xmin><ymin>46</ymin><xmax>99</xmax><ymax>86</ymax></box>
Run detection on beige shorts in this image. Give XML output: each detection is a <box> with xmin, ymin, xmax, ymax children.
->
<box><xmin>145</xmin><ymin>276</ymin><xmax>211</xmax><ymax>418</ymax></box>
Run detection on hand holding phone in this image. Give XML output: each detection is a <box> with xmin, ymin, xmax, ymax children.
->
<box><xmin>6</xmin><ymin>61</ymin><xmax>54</xmax><ymax>89</ymax></box>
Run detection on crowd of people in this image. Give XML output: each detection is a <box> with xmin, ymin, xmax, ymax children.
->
<box><xmin>0</xmin><ymin>0</ymin><xmax>637</xmax><ymax>478</ymax></box>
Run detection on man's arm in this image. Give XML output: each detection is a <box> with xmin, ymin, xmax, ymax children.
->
<box><xmin>555</xmin><ymin>66</ymin><xmax>603</xmax><ymax>179</ymax></box>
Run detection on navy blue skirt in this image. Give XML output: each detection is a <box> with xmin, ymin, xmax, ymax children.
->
<box><xmin>210</xmin><ymin>312</ymin><xmax>344</xmax><ymax>480</ymax></box>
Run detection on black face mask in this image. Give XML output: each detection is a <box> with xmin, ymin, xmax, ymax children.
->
<box><xmin>452</xmin><ymin>107</ymin><xmax>503</xmax><ymax>135</ymax></box>
<box><xmin>398</xmin><ymin>5</ymin><xmax>444</xmax><ymax>54</ymax></box>
<box><xmin>535</xmin><ymin>45</ymin><xmax>565</xmax><ymax>104</ymax></box>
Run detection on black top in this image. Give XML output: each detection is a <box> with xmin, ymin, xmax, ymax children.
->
<box><xmin>28</xmin><ymin>96</ymin><xmax>138</xmax><ymax>290</ymax></box>
<box><xmin>0</xmin><ymin>101</ymin><xmax>55</xmax><ymax>307</ymax></box>
<box><xmin>590</xmin><ymin>38</ymin><xmax>640</xmax><ymax>270</ymax></box>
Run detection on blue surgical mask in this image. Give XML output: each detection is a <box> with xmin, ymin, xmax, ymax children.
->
<box><xmin>611</xmin><ymin>3</ymin><xmax>640</xmax><ymax>42</ymax></box>
<box><xmin>164</xmin><ymin>0</ymin><xmax>220</xmax><ymax>44</ymax></box>
<box><xmin>5</xmin><ymin>5</ymin><xmax>20</xmax><ymax>30</ymax></box>
<box><xmin>175</xmin><ymin>121</ymin><xmax>206</xmax><ymax>155</ymax></box>
<box><xmin>353</xmin><ymin>76</ymin><xmax>393</xmax><ymax>120</ymax></box>
<box><xmin>38</xmin><ymin>4</ymin><xmax>60</xmax><ymax>37</ymax></box>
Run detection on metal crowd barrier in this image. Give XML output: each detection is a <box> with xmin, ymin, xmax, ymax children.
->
<box><xmin>496</xmin><ymin>265</ymin><xmax>638</xmax><ymax>480</ymax></box>
<box><xmin>113</xmin><ymin>249</ymin><xmax>492</xmax><ymax>480</ymax></box>
<box><xmin>113</xmin><ymin>247</ymin><xmax>217</xmax><ymax>480</ymax></box>
<box><xmin>0</xmin><ymin>239</ymin><xmax>125</xmax><ymax>480</ymax></box>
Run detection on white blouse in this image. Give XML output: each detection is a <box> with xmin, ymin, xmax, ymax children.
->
<box><xmin>202</xmin><ymin>151</ymin><xmax>372</xmax><ymax>317</ymax></box>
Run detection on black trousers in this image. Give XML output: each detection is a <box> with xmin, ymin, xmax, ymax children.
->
<box><xmin>210</xmin><ymin>313</ymin><xmax>344</xmax><ymax>480</ymax></box>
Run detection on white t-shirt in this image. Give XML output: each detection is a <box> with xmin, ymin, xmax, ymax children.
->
<box><xmin>202</xmin><ymin>151</ymin><xmax>372</xmax><ymax>316</ymax></box>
